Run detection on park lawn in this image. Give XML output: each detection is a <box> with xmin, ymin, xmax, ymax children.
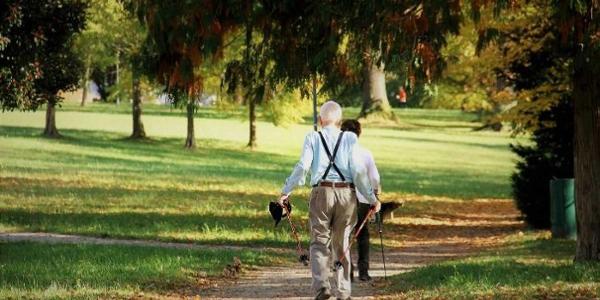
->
<box><xmin>0</xmin><ymin>104</ymin><xmax>519</xmax><ymax>246</ymax></box>
<box><xmin>0</xmin><ymin>103</ymin><xmax>524</xmax><ymax>297</ymax></box>
<box><xmin>0</xmin><ymin>241</ymin><xmax>282</xmax><ymax>299</ymax></box>
<box><xmin>383</xmin><ymin>232</ymin><xmax>600</xmax><ymax>299</ymax></box>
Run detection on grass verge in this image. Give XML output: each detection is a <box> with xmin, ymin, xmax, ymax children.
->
<box><xmin>383</xmin><ymin>232</ymin><xmax>600</xmax><ymax>299</ymax></box>
<box><xmin>0</xmin><ymin>241</ymin><xmax>282</xmax><ymax>299</ymax></box>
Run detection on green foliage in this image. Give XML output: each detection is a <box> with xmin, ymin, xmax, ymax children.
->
<box><xmin>105</xmin><ymin>67</ymin><xmax>157</xmax><ymax>104</ymax></box>
<box><xmin>263</xmin><ymin>90</ymin><xmax>313</xmax><ymax>127</ymax></box>
<box><xmin>135</xmin><ymin>1</ymin><xmax>239</xmax><ymax>99</ymax></box>
<box><xmin>432</xmin><ymin>1</ymin><xmax>571</xmax><ymax>132</ymax></box>
<box><xmin>73</xmin><ymin>0</ymin><xmax>124</xmax><ymax>71</ymax></box>
<box><xmin>75</xmin><ymin>0</ymin><xmax>150</xmax><ymax>102</ymax></box>
<box><xmin>0</xmin><ymin>0</ymin><xmax>86</xmax><ymax>111</ymax></box>
<box><xmin>511</xmin><ymin>98</ymin><xmax>573</xmax><ymax>229</ymax></box>
<box><xmin>426</xmin><ymin>14</ymin><xmax>502</xmax><ymax>113</ymax></box>
<box><xmin>470</xmin><ymin>1</ymin><xmax>576</xmax><ymax>229</ymax></box>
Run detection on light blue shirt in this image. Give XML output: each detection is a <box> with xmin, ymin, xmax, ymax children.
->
<box><xmin>281</xmin><ymin>125</ymin><xmax>378</xmax><ymax>204</ymax></box>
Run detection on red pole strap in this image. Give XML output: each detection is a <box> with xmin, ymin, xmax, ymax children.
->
<box><xmin>282</xmin><ymin>204</ymin><xmax>305</xmax><ymax>256</ymax></box>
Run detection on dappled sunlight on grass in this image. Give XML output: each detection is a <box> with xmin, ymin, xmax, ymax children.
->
<box><xmin>1</xmin><ymin>105</ymin><xmax>522</xmax><ymax>199</ymax></box>
<box><xmin>0</xmin><ymin>108</ymin><xmax>521</xmax><ymax>248</ymax></box>
<box><xmin>0</xmin><ymin>106</ymin><xmax>531</xmax><ymax>297</ymax></box>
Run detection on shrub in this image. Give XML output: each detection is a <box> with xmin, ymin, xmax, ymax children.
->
<box><xmin>511</xmin><ymin>98</ymin><xmax>573</xmax><ymax>229</ymax></box>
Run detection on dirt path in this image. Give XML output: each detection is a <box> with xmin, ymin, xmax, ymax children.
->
<box><xmin>199</xmin><ymin>198</ymin><xmax>524</xmax><ymax>299</ymax></box>
<box><xmin>0</xmin><ymin>198</ymin><xmax>524</xmax><ymax>299</ymax></box>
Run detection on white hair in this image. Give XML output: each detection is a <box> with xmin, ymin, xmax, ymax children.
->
<box><xmin>319</xmin><ymin>100</ymin><xmax>342</xmax><ymax>124</ymax></box>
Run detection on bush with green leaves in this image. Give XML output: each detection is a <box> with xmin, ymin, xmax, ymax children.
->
<box><xmin>511</xmin><ymin>98</ymin><xmax>573</xmax><ymax>229</ymax></box>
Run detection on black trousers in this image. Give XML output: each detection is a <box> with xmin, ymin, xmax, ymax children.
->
<box><xmin>356</xmin><ymin>202</ymin><xmax>370</xmax><ymax>274</ymax></box>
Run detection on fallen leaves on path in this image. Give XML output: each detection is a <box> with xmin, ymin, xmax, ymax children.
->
<box><xmin>198</xmin><ymin>197</ymin><xmax>525</xmax><ymax>299</ymax></box>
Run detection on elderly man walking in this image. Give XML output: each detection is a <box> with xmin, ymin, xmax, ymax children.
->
<box><xmin>278</xmin><ymin>101</ymin><xmax>381</xmax><ymax>300</ymax></box>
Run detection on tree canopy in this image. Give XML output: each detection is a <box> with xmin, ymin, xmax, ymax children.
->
<box><xmin>0</xmin><ymin>0</ymin><xmax>86</xmax><ymax>112</ymax></box>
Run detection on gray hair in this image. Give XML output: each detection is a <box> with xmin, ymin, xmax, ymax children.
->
<box><xmin>319</xmin><ymin>100</ymin><xmax>342</xmax><ymax>124</ymax></box>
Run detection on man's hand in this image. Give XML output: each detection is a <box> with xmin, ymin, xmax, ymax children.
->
<box><xmin>277</xmin><ymin>194</ymin><xmax>289</xmax><ymax>206</ymax></box>
<box><xmin>371</xmin><ymin>200</ymin><xmax>381</xmax><ymax>213</ymax></box>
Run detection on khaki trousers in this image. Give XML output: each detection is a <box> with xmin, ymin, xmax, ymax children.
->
<box><xmin>309</xmin><ymin>186</ymin><xmax>357</xmax><ymax>299</ymax></box>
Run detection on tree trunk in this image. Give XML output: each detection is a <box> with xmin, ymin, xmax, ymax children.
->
<box><xmin>115</xmin><ymin>51</ymin><xmax>120</xmax><ymax>105</ymax></box>
<box><xmin>248</xmin><ymin>96</ymin><xmax>257</xmax><ymax>148</ymax></box>
<box><xmin>130</xmin><ymin>69</ymin><xmax>146</xmax><ymax>139</ymax></box>
<box><xmin>244</xmin><ymin>5</ymin><xmax>257</xmax><ymax>149</ymax></box>
<box><xmin>185</xmin><ymin>99</ymin><xmax>196</xmax><ymax>148</ymax></box>
<box><xmin>80</xmin><ymin>56</ymin><xmax>91</xmax><ymax>107</ymax></box>
<box><xmin>43</xmin><ymin>102</ymin><xmax>60</xmax><ymax>138</ymax></box>
<box><xmin>574</xmin><ymin>43</ymin><xmax>600</xmax><ymax>262</ymax></box>
<box><xmin>235</xmin><ymin>84</ymin><xmax>244</xmax><ymax>105</ymax></box>
<box><xmin>360</xmin><ymin>52</ymin><xmax>392</xmax><ymax>118</ymax></box>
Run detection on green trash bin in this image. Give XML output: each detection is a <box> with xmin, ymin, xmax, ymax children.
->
<box><xmin>550</xmin><ymin>178</ymin><xmax>577</xmax><ymax>240</ymax></box>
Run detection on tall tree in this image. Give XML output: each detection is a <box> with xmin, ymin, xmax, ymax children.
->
<box><xmin>38</xmin><ymin>42</ymin><xmax>84</xmax><ymax>137</ymax></box>
<box><xmin>553</xmin><ymin>0</ymin><xmax>600</xmax><ymax>261</ymax></box>
<box><xmin>222</xmin><ymin>1</ymin><xmax>271</xmax><ymax>148</ymax></box>
<box><xmin>79</xmin><ymin>0</ymin><xmax>148</xmax><ymax>138</ymax></box>
<box><xmin>0</xmin><ymin>0</ymin><xmax>86</xmax><ymax>138</ymax></box>
<box><xmin>130</xmin><ymin>58</ymin><xmax>146</xmax><ymax>139</ymax></box>
<box><xmin>469</xmin><ymin>1</ymin><xmax>574</xmax><ymax>228</ymax></box>
<box><xmin>135</xmin><ymin>1</ymin><xmax>239</xmax><ymax>148</ymax></box>
<box><xmin>488</xmin><ymin>0</ymin><xmax>600</xmax><ymax>260</ymax></box>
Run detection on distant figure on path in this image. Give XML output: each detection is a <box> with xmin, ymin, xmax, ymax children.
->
<box><xmin>278</xmin><ymin>101</ymin><xmax>381</xmax><ymax>300</ymax></box>
<box><xmin>341</xmin><ymin>119</ymin><xmax>381</xmax><ymax>282</ymax></box>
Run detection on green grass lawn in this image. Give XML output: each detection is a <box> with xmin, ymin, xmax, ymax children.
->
<box><xmin>385</xmin><ymin>233</ymin><xmax>600</xmax><ymax>299</ymax></box>
<box><xmin>0</xmin><ymin>104</ymin><xmax>519</xmax><ymax>243</ymax></box>
<box><xmin>0</xmin><ymin>102</ymin><xmax>524</xmax><ymax>297</ymax></box>
<box><xmin>0</xmin><ymin>241</ymin><xmax>280</xmax><ymax>299</ymax></box>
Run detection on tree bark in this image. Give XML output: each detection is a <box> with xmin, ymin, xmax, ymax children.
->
<box><xmin>130</xmin><ymin>69</ymin><xmax>146</xmax><ymax>139</ymax></box>
<box><xmin>574</xmin><ymin>43</ymin><xmax>600</xmax><ymax>262</ymax></box>
<box><xmin>235</xmin><ymin>84</ymin><xmax>244</xmax><ymax>105</ymax></box>
<box><xmin>185</xmin><ymin>99</ymin><xmax>196</xmax><ymax>148</ymax></box>
<box><xmin>80</xmin><ymin>56</ymin><xmax>91</xmax><ymax>107</ymax></box>
<box><xmin>43</xmin><ymin>102</ymin><xmax>60</xmax><ymax>138</ymax></box>
<box><xmin>248</xmin><ymin>96</ymin><xmax>257</xmax><ymax>148</ymax></box>
<box><xmin>115</xmin><ymin>51</ymin><xmax>120</xmax><ymax>105</ymax></box>
<box><xmin>244</xmin><ymin>4</ymin><xmax>257</xmax><ymax>149</ymax></box>
<box><xmin>360</xmin><ymin>51</ymin><xmax>392</xmax><ymax>118</ymax></box>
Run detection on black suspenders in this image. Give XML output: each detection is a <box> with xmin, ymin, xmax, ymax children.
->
<box><xmin>318</xmin><ymin>131</ymin><xmax>346</xmax><ymax>181</ymax></box>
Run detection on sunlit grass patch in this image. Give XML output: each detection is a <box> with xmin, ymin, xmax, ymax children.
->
<box><xmin>0</xmin><ymin>241</ymin><xmax>282</xmax><ymax>299</ymax></box>
<box><xmin>384</xmin><ymin>232</ymin><xmax>600</xmax><ymax>299</ymax></box>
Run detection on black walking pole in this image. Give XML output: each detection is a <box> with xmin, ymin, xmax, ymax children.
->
<box><xmin>377</xmin><ymin>212</ymin><xmax>387</xmax><ymax>280</ymax></box>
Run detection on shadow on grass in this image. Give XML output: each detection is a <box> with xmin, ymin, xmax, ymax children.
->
<box><xmin>1</xmin><ymin>125</ymin><xmax>511</xmax><ymax>199</ymax></box>
<box><xmin>58</xmin><ymin>103</ymin><xmax>249</xmax><ymax>120</ymax></box>
<box><xmin>379</xmin><ymin>167</ymin><xmax>510</xmax><ymax>199</ymax></box>
<box><xmin>0</xmin><ymin>125</ymin><xmax>294</xmax><ymax>183</ymax></box>
<box><xmin>0</xmin><ymin>207</ymin><xmax>310</xmax><ymax>248</ymax></box>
